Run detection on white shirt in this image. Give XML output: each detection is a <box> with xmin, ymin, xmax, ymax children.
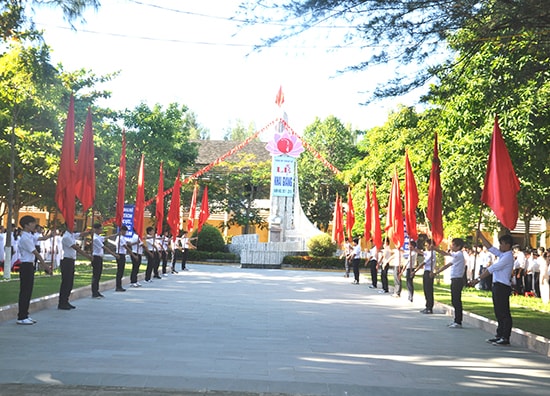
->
<box><xmin>488</xmin><ymin>247</ymin><xmax>514</xmax><ymax>286</ymax></box>
<box><xmin>514</xmin><ymin>251</ymin><xmax>526</xmax><ymax>270</ymax></box>
<box><xmin>352</xmin><ymin>244</ymin><xmax>361</xmax><ymax>259</ymax></box>
<box><xmin>62</xmin><ymin>232</ymin><xmax>80</xmax><ymax>260</ymax></box>
<box><xmin>92</xmin><ymin>234</ymin><xmax>105</xmax><ymax>256</ymax></box>
<box><xmin>0</xmin><ymin>232</ymin><xmax>5</xmax><ymax>262</ymax></box>
<box><xmin>449</xmin><ymin>250</ymin><xmax>465</xmax><ymax>279</ymax></box>
<box><xmin>423</xmin><ymin>250</ymin><xmax>435</xmax><ymax>271</ymax></box>
<box><xmin>18</xmin><ymin>231</ymin><xmax>36</xmax><ymax>263</ymax></box>
<box><xmin>110</xmin><ymin>235</ymin><xmax>129</xmax><ymax>255</ymax></box>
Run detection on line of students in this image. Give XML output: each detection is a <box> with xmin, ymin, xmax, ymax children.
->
<box><xmin>14</xmin><ymin>217</ymin><xmax>196</xmax><ymax>325</ymax></box>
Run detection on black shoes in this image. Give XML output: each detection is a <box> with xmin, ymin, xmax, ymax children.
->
<box><xmin>491</xmin><ymin>338</ymin><xmax>510</xmax><ymax>346</ymax></box>
<box><xmin>115</xmin><ymin>288</ymin><xmax>126</xmax><ymax>292</ymax></box>
<box><xmin>420</xmin><ymin>308</ymin><xmax>433</xmax><ymax>314</ymax></box>
<box><xmin>58</xmin><ymin>303</ymin><xmax>76</xmax><ymax>310</ymax></box>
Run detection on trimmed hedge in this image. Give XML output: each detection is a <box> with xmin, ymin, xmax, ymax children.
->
<box><xmin>282</xmin><ymin>255</ymin><xmax>366</xmax><ymax>269</ymax></box>
<box><xmin>173</xmin><ymin>249</ymin><xmax>239</xmax><ymax>262</ymax></box>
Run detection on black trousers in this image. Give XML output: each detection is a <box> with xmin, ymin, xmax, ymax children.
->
<box><xmin>492</xmin><ymin>282</ymin><xmax>513</xmax><ymax>340</ymax></box>
<box><xmin>381</xmin><ymin>263</ymin><xmax>389</xmax><ymax>292</ymax></box>
<box><xmin>406</xmin><ymin>268</ymin><xmax>414</xmax><ymax>301</ymax></box>
<box><xmin>181</xmin><ymin>248</ymin><xmax>189</xmax><ymax>270</ymax></box>
<box><xmin>91</xmin><ymin>255</ymin><xmax>103</xmax><ymax>296</ymax></box>
<box><xmin>451</xmin><ymin>278</ymin><xmax>464</xmax><ymax>324</ymax></box>
<box><xmin>423</xmin><ymin>271</ymin><xmax>434</xmax><ymax>310</ymax></box>
<box><xmin>59</xmin><ymin>258</ymin><xmax>75</xmax><ymax>305</ymax></box>
<box><xmin>145</xmin><ymin>252</ymin><xmax>160</xmax><ymax>280</ymax></box>
<box><xmin>161</xmin><ymin>251</ymin><xmax>168</xmax><ymax>274</ymax></box>
<box><xmin>115</xmin><ymin>254</ymin><xmax>126</xmax><ymax>289</ymax></box>
<box><xmin>130</xmin><ymin>254</ymin><xmax>141</xmax><ymax>283</ymax></box>
<box><xmin>369</xmin><ymin>260</ymin><xmax>378</xmax><ymax>287</ymax></box>
<box><xmin>18</xmin><ymin>262</ymin><xmax>34</xmax><ymax>320</ymax></box>
<box><xmin>352</xmin><ymin>258</ymin><xmax>360</xmax><ymax>283</ymax></box>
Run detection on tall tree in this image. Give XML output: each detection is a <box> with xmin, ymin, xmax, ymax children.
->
<box><xmin>298</xmin><ymin>115</ymin><xmax>360</xmax><ymax>231</ymax></box>
<box><xmin>240</xmin><ymin>0</ymin><xmax>550</xmax><ymax>102</ymax></box>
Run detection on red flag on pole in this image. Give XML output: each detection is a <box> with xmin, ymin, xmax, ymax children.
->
<box><xmin>331</xmin><ymin>194</ymin><xmax>344</xmax><ymax>245</ymax></box>
<box><xmin>346</xmin><ymin>188</ymin><xmax>355</xmax><ymax>241</ymax></box>
<box><xmin>385</xmin><ymin>169</ymin><xmax>404</xmax><ymax>248</ymax></box>
<box><xmin>481</xmin><ymin>116</ymin><xmax>520</xmax><ymax>230</ymax></box>
<box><xmin>371</xmin><ymin>184</ymin><xmax>383</xmax><ymax>249</ymax></box>
<box><xmin>187</xmin><ymin>184</ymin><xmax>198</xmax><ymax>233</ymax></box>
<box><xmin>155</xmin><ymin>161</ymin><xmax>165</xmax><ymax>236</ymax></box>
<box><xmin>427</xmin><ymin>133</ymin><xmax>444</xmax><ymax>245</ymax></box>
<box><xmin>134</xmin><ymin>154</ymin><xmax>145</xmax><ymax>238</ymax></box>
<box><xmin>275</xmin><ymin>86</ymin><xmax>284</xmax><ymax>107</ymax></box>
<box><xmin>167</xmin><ymin>170</ymin><xmax>181</xmax><ymax>240</ymax></box>
<box><xmin>364</xmin><ymin>185</ymin><xmax>372</xmax><ymax>243</ymax></box>
<box><xmin>55</xmin><ymin>95</ymin><xmax>76</xmax><ymax>232</ymax></box>
<box><xmin>404</xmin><ymin>151</ymin><xmax>419</xmax><ymax>241</ymax></box>
<box><xmin>115</xmin><ymin>130</ymin><xmax>127</xmax><ymax>228</ymax></box>
<box><xmin>75</xmin><ymin>107</ymin><xmax>96</xmax><ymax>213</ymax></box>
<box><xmin>197</xmin><ymin>186</ymin><xmax>210</xmax><ymax>233</ymax></box>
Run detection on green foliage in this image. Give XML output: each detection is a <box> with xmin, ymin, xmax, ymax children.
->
<box><xmin>298</xmin><ymin>115</ymin><xmax>361</xmax><ymax>231</ymax></box>
<box><xmin>307</xmin><ymin>233</ymin><xmax>337</xmax><ymax>257</ymax></box>
<box><xmin>223</xmin><ymin>118</ymin><xmax>256</xmax><ymax>141</ymax></box>
<box><xmin>193</xmin><ymin>224</ymin><xmax>226</xmax><ymax>252</ymax></box>
<box><xmin>186</xmin><ymin>249</ymin><xmax>238</xmax><ymax>262</ymax></box>
<box><xmin>207</xmin><ymin>152</ymin><xmax>270</xmax><ymax>234</ymax></box>
<box><xmin>282</xmin><ymin>255</ymin><xmax>350</xmax><ymax>270</ymax></box>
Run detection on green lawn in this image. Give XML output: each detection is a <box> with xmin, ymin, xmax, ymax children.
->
<box><xmin>1</xmin><ymin>265</ymin><xmax>549</xmax><ymax>339</ymax></box>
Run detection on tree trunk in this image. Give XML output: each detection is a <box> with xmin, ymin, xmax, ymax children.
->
<box><xmin>523</xmin><ymin>215</ymin><xmax>531</xmax><ymax>248</ymax></box>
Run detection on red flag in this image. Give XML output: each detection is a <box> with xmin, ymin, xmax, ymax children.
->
<box><xmin>275</xmin><ymin>86</ymin><xmax>284</xmax><ymax>107</ymax></box>
<box><xmin>331</xmin><ymin>194</ymin><xmax>344</xmax><ymax>245</ymax></box>
<box><xmin>385</xmin><ymin>169</ymin><xmax>404</xmax><ymax>248</ymax></box>
<box><xmin>115</xmin><ymin>130</ymin><xmax>127</xmax><ymax>228</ymax></box>
<box><xmin>364</xmin><ymin>185</ymin><xmax>372</xmax><ymax>243</ymax></box>
<box><xmin>481</xmin><ymin>116</ymin><xmax>520</xmax><ymax>230</ymax></box>
<box><xmin>155</xmin><ymin>161</ymin><xmax>165</xmax><ymax>236</ymax></box>
<box><xmin>167</xmin><ymin>170</ymin><xmax>182</xmax><ymax>240</ymax></box>
<box><xmin>427</xmin><ymin>133</ymin><xmax>444</xmax><ymax>245</ymax></box>
<box><xmin>346</xmin><ymin>188</ymin><xmax>355</xmax><ymax>241</ymax></box>
<box><xmin>75</xmin><ymin>107</ymin><xmax>96</xmax><ymax>213</ymax></box>
<box><xmin>404</xmin><ymin>151</ymin><xmax>419</xmax><ymax>241</ymax></box>
<box><xmin>371</xmin><ymin>184</ymin><xmax>383</xmax><ymax>249</ymax></box>
<box><xmin>55</xmin><ymin>95</ymin><xmax>76</xmax><ymax>232</ymax></box>
<box><xmin>187</xmin><ymin>184</ymin><xmax>198</xmax><ymax>233</ymax></box>
<box><xmin>134</xmin><ymin>154</ymin><xmax>145</xmax><ymax>238</ymax></box>
<box><xmin>197</xmin><ymin>186</ymin><xmax>210</xmax><ymax>233</ymax></box>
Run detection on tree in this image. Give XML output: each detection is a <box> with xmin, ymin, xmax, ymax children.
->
<box><xmin>1</xmin><ymin>0</ymin><xmax>100</xmax><ymax>41</ymax></box>
<box><xmin>223</xmin><ymin>119</ymin><xmax>256</xmax><ymax>141</ymax></box>
<box><xmin>206</xmin><ymin>152</ymin><xmax>271</xmax><ymax>235</ymax></box>
<box><xmin>427</xmin><ymin>27</ymin><xmax>550</xmax><ymax>243</ymax></box>
<box><xmin>298</xmin><ymin>115</ymin><xmax>360</xmax><ymax>231</ymax></box>
<box><xmin>240</xmin><ymin>0</ymin><xmax>550</xmax><ymax>102</ymax></box>
<box><xmin>185</xmin><ymin>109</ymin><xmax>210</xmax><ymax>140</ymax></box>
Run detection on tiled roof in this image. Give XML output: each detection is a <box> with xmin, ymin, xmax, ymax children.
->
<box><xmin>193</xmin><ymin>140</ymin><xmax>272</xmax><ymax>166</ymax></box>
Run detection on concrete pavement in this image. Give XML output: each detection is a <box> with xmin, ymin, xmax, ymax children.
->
<box><xmin>0</xmin><ymin>264</ymin><xmax>549</xmax><ymax>396</ymax></box>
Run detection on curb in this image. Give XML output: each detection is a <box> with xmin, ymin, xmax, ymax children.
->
<box><xmin>435</xmin><ymin>301</ymin><xmax>550</xmax><ymax>357</ymax></box>
<box><xmin>0</xmin><ymin>273</ymin><xmax>145</xmax><ymax>324</ymax></box>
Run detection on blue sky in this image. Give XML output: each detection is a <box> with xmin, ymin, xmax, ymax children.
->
<box><xmin>33</xmin><ymin>0</ymin><xmax>421</xmax><ymax>139</ymax></box>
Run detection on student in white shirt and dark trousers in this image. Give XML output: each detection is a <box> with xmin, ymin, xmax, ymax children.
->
<box><xmin>471</xmin><ymin>232</ymin><xmax>515</xmax><ymax>346</ymax></box>
<box><xmin>91</xmin><ymin>223</ymin><xmax>119</xmax><ymax>298</ymax></box>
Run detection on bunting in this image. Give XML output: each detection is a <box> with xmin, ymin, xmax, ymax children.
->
<box><xmin>346</xmin><ymin>188</ymin><xmax>355</xmax><ymax>242</ymax></box>
<box><xmin>55</xmin><ymin>95</ymin><xmax>76</xmax><ymax>232</ymax></box>
<box><xmin>427</xmin><ymin>133</ymin><xmax>444</xmax><ymax>245</ymax></box>
<box><xmin>134</xmin><ymin>154</ymin><xmax>145</xmax><ymax>238</ymax></box>
<box><xmin>155</xmin><ymin>161</ymin><xmax>165</xmax><ymax>236</ymax></box>
<box><xmin>197</xmin><ymin>186</ymin><xmax>210</xmax><ymax>233</ymax></box>
<box><xmin>385</xmin><ymin>169</ymin><xmax>404</xmax><ymax>248</ymax></box>
<box><xmin>166</xmin><ymin>170</ymin><xmax>182</xmax><ymax>240</ymax></box>
<box><xmin>371</xmin><ymin>184</ymin><xmax>383</xmax><ymax>249</ymax></box>
<box><xmin>75</xmin><ymin>107</ymin><xmax>96</xmax><ymax>213</ymax></box>
<box><xmin>115</xmin><ymin>130</ymin><xmax>127</xmax><ymax>228</ymax></box>
<box><xmin>404</xmin><ymin>151</ymin><xmax>419</xmax><ymax>241</ymax></box>
<box><xmin>481</xmin><ymin>116</ymin><xmax>520</xmax><ymax>230</ymax></box>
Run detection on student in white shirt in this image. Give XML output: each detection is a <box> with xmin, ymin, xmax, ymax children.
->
<box><xmin>91</xmin><ymin>223</ymin><xmax>119</xmax><ymax>298</ymax></box>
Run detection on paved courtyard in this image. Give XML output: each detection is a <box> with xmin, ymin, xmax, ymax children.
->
<box><xmin>0</xmin><ymin>264</ymin><xmax>549</xmax><ymax>396</ymax></box>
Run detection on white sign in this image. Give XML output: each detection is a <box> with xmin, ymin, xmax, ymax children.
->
<box><xmin>271</xmin><ymin>155</ymin><xmax>295</xmax><ymax>197</ymax></box>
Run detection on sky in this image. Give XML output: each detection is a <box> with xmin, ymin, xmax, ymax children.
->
<box><xmin>32</xmin><ymin>0</ymin><xmax>421</xmax><ymax>140</ymax></box>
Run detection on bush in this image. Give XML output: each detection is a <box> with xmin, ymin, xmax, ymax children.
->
<box><xmin>187</xmin><ymin>250</ymin><xmax>239</xmax><ymax>262</ymax></box>
<box><xmin>307</xmin><ymin>233</ymin><xmax>337</xmax><ymax>257</ymax></box>
<box><xmin>282</xmin><ymin>255</ymin><xmax>359</xmax><ymax>269</ymax></box>
<box><xmin>193</xmin><ymin>224</ymin><xmax>226</xmax><ymax>252</ymax></box>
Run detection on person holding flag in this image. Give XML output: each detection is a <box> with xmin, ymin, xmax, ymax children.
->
<box><xmin>91</xmin><ymin>223</ymin><xmax>119</xmax><ymax>299</ymax></box>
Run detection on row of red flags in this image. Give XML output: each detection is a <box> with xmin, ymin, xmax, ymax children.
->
<box><xmin>54</xmin><ymin>97</ymin><xmax>210</xmax><ymax>239</ymax></box>
<box><xmin>332</xmin><ymin>116</ymin><xmax>520</xmax><ymax>248</ymax></box>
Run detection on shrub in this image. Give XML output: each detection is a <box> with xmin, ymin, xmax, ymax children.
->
<box><xmin>193</xmin><ymin>224</ymin><xmax>226</xmax><ymax>252</ymax></box>
<box><xmin>307</xmin><ymin>233</ymin><xmax>337</xmax><ymax>257</ymax></box>
<box><xmin>282</xmin><ymin>255</ymin><xmax>352</xmax><ymax>269</ymax></box>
